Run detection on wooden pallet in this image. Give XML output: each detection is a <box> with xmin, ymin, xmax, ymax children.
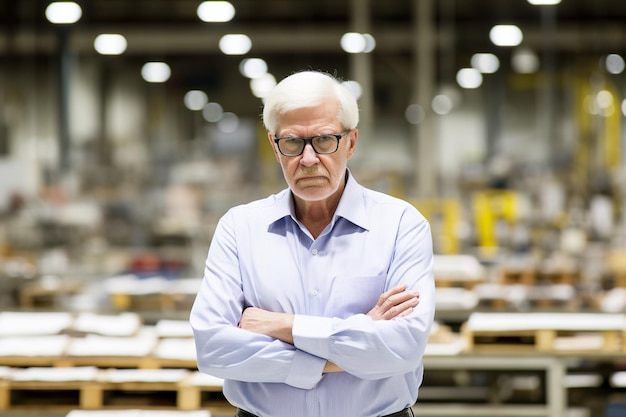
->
<box><xmin>499</xmin><ymin>268</ymin><xmax>537</xmax><ymax>286</ymax></box>
<box><xmin>499</xmin><ymin>267</ymin><xmax>579</xmax><ymax>286</ymax></box>
<box><xmin>0</xmin><ymin>355</ymin><xmax>197</xmax><ymax>370</ymax></box>
<box><xmin>462</xmin><ymin>312</ymin><xmax>626</xmax><ymax>353</ymax></box>
<box><xmin>0</xmin><ymin>370</ymin><xmax>225</xmax><ymax>412</ymax></box>
<box><xmin>536</xmin><ymin>269</ymin><xmax>579</xmax><ymax>285</ymax></box>
<box><xmin>463</xmin><ymin>327</ymin><xmax>624</xmax><ymax>352</ymax></box>
<box><xmin>606</xmin><ymin>251</ymin><xmax>626</xmax><ymax>288</ymax></box>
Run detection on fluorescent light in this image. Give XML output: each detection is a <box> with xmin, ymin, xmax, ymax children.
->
<box><xmin>141</xmin><ymin>62</ymin><xmax>171</xmax><ymax>83</ymax></box>
<box><xmin>511</xmin><ymin>48</ymin><xmax>540</xmax><ymax>73</ymax></box>
<box><xmin>606</xmin><ymin>54</ymin><xmax>625</xmax><ymax>74</ymax></box>
<box><xmin>341</xmin><ymin>33</ymin><xmax>366</xmax><ymax>54</ymax></box>
<box><xmin>219</xmin><ymin>34</ymin><xmax>252</xmax><ymax>55</ymax></box>
<box><xmin>432</xmin><ymin>95</ymin><xmax>453</xmax><ymax>115</ymax></box>
<box><xmin>489</xmin><ymin>25</ymin><xmax>523</xmax><ymax>47</ymax></box>
<box><xmin>405</xmin><ymin>104</ymin><xmax>425</xmax><ymax>125</ymax></box>
<box><xmin>45</xmin><ymin>2</ymin><xmax>82</xmax><ymax>24</ymax></box>
<box><xmin>362</xmin><ymin>34</ymin><xmax>376</xmax><ymax>53</ymax></box>
<box><xmin>239</xmin><ymin>58</ymin><xmax>268</xmax><ymax>79</ymax></box>
<box><xmin>202</xmin><ymin>102</ymin><xmax>224</xmax><ymax>122</ymax></box>
<box><xmin>527</xmin><ymin>0</ymin><xmax>561</xmax><ymax>5</ymax></box>
<box><xmin>341</xmin><ymin>80</ymin><xmax>362</xmax><ymax>100</ymax></box>
<box><xmin>94</xmin><ymin>34</ymin><xmax>127</xmax><ymax>55</ymax></box>
<box><xmin>197</xmin><ymin>1</ymin><xmax>235</xmax><ymax>22</ymax></box>
<box><xmin>217</xmin><ymin>112</ymin><xmax>239</xmax><ymax>133</ymax></box>
<box><xmin>456</xmin><ymin>68</ymin><xmax>483</xmax><ymax>89</ymax></box>
<box><xmin>471</xmin><ymin>53</ymin><xmax>500</xmax><ymax>74</ymax></box>
<box><xmin>250</xmin><ymin>73</ymin><xmax>277</xmax><ymax>99</ymax></box>
<box><xmin>184</xmin><ymin>90</ymin><xmax>208</xmax><ymax>111</ymax></box>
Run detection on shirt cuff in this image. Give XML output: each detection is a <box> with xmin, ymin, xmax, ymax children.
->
<box><xmin>292</xmin><ymin>314</ymin><xmax>333</xmax><ymax>359</ymax></box>
<box><xmin>285</xmin><ymin>347</ymin><xmax>326</xmax><ymax>389</ymax></box>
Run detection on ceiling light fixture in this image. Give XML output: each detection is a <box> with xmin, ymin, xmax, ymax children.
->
<box><xmin>219</xmin><ymin>34</ymin><xmax>252</xmax><ymax>55</ymax></box>
<box><xmin>456</xmin><ymin>68</ymin><xmax>483</xmax><ymax>89</ymax></box>
<box><xmin>605</xmin><ymin>54</ymin><xmax>625</xmax><ymax>74</ymax></box>
<box><xmin>341</xmin><ymin>80</ymin><xmax>363</xmax><ymax>100</ymax></box>
<box><xmin>432</xmin><ymin>95</ymin><xmax>453</xmax><ymax>115</ymax></box>
<box><xmin>250</xmin><ymin>73</ymin><xmax>277</xmax><ymax>99</ymax></box>
<box><xmin>511</xmin><ymin>48</ymin><xmax>540</xmax><ymax>73</ymax></box>
<box><xmin>471</xmin><ymin>53</ymin><xmax>500</xmax><ymax>74</ymax></box>
<box><xmin>340</xmin><ymin>33</ymin><xmax>376</xmax><ymax>54</ymax></box>
<box><xmin>197</xmin><ymin>1</ymin><xmax>235</xmax><ymax>22</ymax></box>
<box><xmin>184</xmin><ymin>90</ymin><xmax>209</xmax><ymax>111</ymax></box>
<box><xmin>527</xmin><ymin>0</ymin><xmax>561</xmax><ymax>5</ymax></box>
<box><xmin>45</xmin><ymin>1</ymin><xmax>82</xmax><ymax>24</ymax></box>
<box><xmin>239</xmin><ymin>58</ymin><xmax>268</xmax><ymax>79</ymax></box>
<box><xmin>405</xmin><ymin>104</ymin><xmax>425</xmax><ymax>125</ymax></box>
<box><xmin>489</xmin><ymin>25</ymin><xmax>523</xmax><ymax>47</ymax></box>
<box><xmin>141</xmin><ymin>62</ymin><xmax>171</xmax><ymax>83</ymax></box>
<box><xmin>94</xmin><ymin>34</ymin><xmax>127</xmax><ymax>55</ymax></box>
<box><xmin>202</xmin><ymin>102</ymin><xmax>224</xmax><ymax>122</ymax></box>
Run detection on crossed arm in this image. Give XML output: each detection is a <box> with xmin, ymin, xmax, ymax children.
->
<box><xmin>238</xmin><ymin>284</ymin><xmax>420</xmax><ymax>373</ymax></box>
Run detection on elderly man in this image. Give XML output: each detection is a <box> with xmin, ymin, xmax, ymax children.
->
<box><xmin>190</xmin><ymin>70</ymin><xmax>435</xmax><ymax>417</ymax></box>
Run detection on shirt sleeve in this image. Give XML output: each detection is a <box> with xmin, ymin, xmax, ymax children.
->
<box><xmin>292</xmin><ymin>211</ymin><xmax>435</xmax><ymax>380</ymax></box>
<box><xmin>190</xmin><ymin>211</ymin><xmax>327</xmax><ymax>389</ymax></box>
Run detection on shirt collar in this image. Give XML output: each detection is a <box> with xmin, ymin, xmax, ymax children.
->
<box><xmin>334</xmin><ymin>169</ymin><xmax>370</xmax><ymax>231</ymax></box>
<box><xmin>267</xmin><ymin>169</ymin><xmax>370</xmax><ymax>231</ymax></box>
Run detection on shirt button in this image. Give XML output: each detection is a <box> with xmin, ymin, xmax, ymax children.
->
<box><xmin>311</xmin><ymin>249</ymin><xmax>318</xmax><ymax>255</ymax></box>
<box><xmin>311</xmin><ymin>290</ymin><xmax>318</xmax><ymax>296</ymax></box>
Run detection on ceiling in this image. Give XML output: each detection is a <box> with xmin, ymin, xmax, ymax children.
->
<box><xmin>1</xmin><ymin>0</ymin><xmax>625</xmax><ymax>118</ymax></box>
<box><xmin>3</xmin><ymin>0</ymin><xmax>625</xmax><ymax>57</ymax></box>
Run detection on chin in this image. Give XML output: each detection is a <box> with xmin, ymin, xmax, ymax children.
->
<box><xmin>292</xmin><ymin>189</ymin><xmax>333</xmax><ymax>202</ymax></box>
<box><xmin>291</xmin><ymin>185</ymin><xmax>336</xmax><ymax>202</ymax></box>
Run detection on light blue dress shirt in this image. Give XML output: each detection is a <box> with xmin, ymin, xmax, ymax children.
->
<box><xmin>190</xmin><ymin>171</ymin><xmax>435</xmax><ymax>417</ymax></box>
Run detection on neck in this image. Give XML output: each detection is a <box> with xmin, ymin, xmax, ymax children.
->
<box><xmin>293</xmin><ymin>170</ymin><xmax>349</xmax><ymax>238</ymax></box>
<box><xmin>293</xmin><ymin>191</ymin><xmax>343</xmax><ymax>239</ymax></box>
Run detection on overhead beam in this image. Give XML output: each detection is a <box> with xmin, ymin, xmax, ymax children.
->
<box><xmin>2</xmin><ymin>24</ymin><xmax>626</xmax><ymax>55</ymax></box>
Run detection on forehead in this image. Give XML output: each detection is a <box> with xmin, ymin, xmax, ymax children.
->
<box><xmin>276</xmin><ymin>102</ymin><xmax>341</xmax><ymax>134</ymax></box>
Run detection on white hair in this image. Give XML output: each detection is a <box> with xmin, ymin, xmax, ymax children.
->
<box><xmin>262</xmin><ymin>71</ymin><xmax>359</xmax><ymax>134</ymax></box>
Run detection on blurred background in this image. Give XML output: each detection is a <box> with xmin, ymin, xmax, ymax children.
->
<box><xmin>1</xmin><ymin>1</ymin><xmax>626</xmax><ymax>416</ymax></box>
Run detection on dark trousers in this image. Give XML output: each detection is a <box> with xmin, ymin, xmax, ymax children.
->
<box><xmin>235</xmin><ymin>406</ymin><xmax>415</xmax><ymax>417</ymax></box>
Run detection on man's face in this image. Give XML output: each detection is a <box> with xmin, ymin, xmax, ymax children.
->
<box><xmin>268</xmin><ymin>101</ymin><xmax>357</xmax><ymax>203</ymax></box>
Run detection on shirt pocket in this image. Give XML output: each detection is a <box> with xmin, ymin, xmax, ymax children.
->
<box><xmin>327</xmin><ymin>274</ymin><xmax>386</xmax><ymax>318</ymax></box>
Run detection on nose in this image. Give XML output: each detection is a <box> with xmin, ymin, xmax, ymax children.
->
<box><xmin>299</xmin><ymin>143</ymin><xmax>320</xmax><ymax>166</ymax></box>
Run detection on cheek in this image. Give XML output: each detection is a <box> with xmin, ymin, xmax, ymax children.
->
<box><xmin>279</xmin><ymin>158</ymin><xmax>298</xmax><ymax>177</ymax></box>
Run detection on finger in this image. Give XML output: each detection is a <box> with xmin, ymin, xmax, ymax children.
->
<box><xmin>383</xmin><ymin>295</ymin><xmax>419</xmax><ymax>320</ymax></box>
<box><xmin>394</xmin><ymin>307</ymin><xmax>413</xmax><ymax>319</ymax></box>
<box><xmin>375</xmin><ymin>284</ymin><xmax>407</xmax><ymax>307</ymax></box>
<box><xmin>384</xmin><ymin>289</ymin><xmax>419</xmax><ymax>309</ymax></box>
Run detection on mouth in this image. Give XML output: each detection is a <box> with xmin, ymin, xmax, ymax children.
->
<box><xmin>296</xmin><ymin>175</ymin><xmax>327</xmax><ymax>185</ymax></box>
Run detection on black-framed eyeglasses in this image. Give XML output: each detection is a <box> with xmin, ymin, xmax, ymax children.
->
<box><xmin>273</xmin><ymin>131</ymin><xmax>350</xmax><ymax>157</ymax></box>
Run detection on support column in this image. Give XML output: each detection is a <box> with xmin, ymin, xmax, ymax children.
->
<box><xmin>413</xmin><ymin>0</ymin><xmax>437</xmax><ymax>197</ymax></box>
<box><xmin>57</xmin><ymin>27</ymin><xmax>72</xmax><ymax>173</ymax></box>
<box><xmin>539</xmin><ymin>5</ymin><xmax>557</xmax><ymax>158</ymax></box>
<box><xmin>349</xmin><ymin>0</ymin><xmax>373</xmax><ymax>151</ymax></box>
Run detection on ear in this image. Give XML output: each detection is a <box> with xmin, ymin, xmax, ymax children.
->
<box><xmin>267</xmin><ymin>132</ymin><xmax>280</xmax><ymax>162</ymax></box>
<box><xmin>346</xmin><ymin>129</ymin><xmax>358</xmax><ymax>160</ymax></box>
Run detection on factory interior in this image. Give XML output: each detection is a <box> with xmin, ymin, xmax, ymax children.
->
<box><xmin>1</xmin><ymin>0</ymin><xmax>626</xmax><ymax>416</ymax></box>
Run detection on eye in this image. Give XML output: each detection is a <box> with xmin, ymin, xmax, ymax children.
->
<box><xmin>315</xmin><ymin>135</ymin><xmax>334</xmax><ymax>144</ymax></box>
<box><xmin>283</xmin><ymin>137</ymin><xmax>302</xmax><ymax>146</ymax></box>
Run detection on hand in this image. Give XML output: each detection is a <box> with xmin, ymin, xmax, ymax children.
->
<box><xmin>241</xmin><ymin>307</ymin><xmax>342</xmax><ymax>374</ymax></box>
<box><xmin>367</xmin><ymin>284</ymin><xmax>419</xmax><ymax>321</ymax></box>
<box><xmin>239</xmin><ymin>307</ymin><xmax>294</xmax><ymax>344</ymax></box>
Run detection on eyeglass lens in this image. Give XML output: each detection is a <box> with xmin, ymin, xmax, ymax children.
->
<box><xmin>279</xmin><ymin>135</ymin><xmax>338</xmax><ymax>155</ymax></box>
